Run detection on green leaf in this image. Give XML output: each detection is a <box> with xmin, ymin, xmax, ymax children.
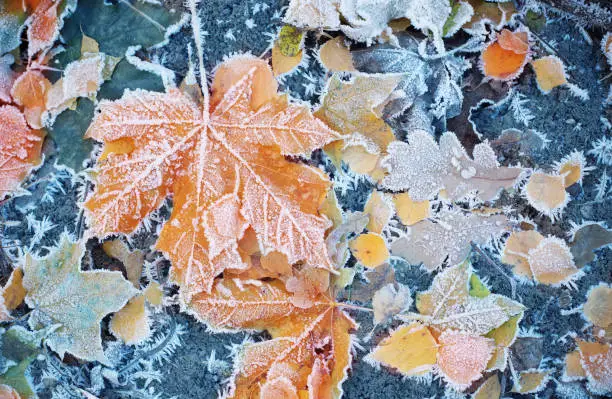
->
<box><xmin>0</xmin><ymin>326</ymin><xmax>47</xmax><ymax>399</ymax></box>
<box><xmin>278</xmin><ymin>25</ymin><xmax>303</xmax><ymax>57</ymax></box>
<box><xmin>22</xmin><ymin>234</ymin><xmax>138</xmax><ymax>364</ymax></box>
<box><xmin>61</xmin><ymin>0</ymin><xmax>181</xmax><ymax>58</ymax></box>
<box><xmin>98</xmin><ymin>58</ymin><xmax>164</xmax><ymax>100</ymax></box>
<box><xmin>48</xmin><ymin>98</ymin><xmax>95</xmax><ymax>172</ymax></box>
<box><xmin>469</xmin><ymin>273</ymin><xmax>490</xmax><ymax>298</ymax></box>
<box><xmin>0</xmin><ymin>359</ymin><xmax>35</xmax><ymax>398</ymax></box>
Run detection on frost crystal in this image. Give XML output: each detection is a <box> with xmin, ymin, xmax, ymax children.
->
<box><xmin>588</xmin><ymin>136</ymin><xmax>612</xmax><ymax>166</ymax></box>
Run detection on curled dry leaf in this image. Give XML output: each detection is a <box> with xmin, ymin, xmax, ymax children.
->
<box><xmin>188</xmin><ymin>278</ymin><xmax>356</xmax><ymax>398</ymax></box>
<box><xmin>391</xmin><ymin>208</ymin><xmax>508</xmax><ymax>271</ymax></box>
<box><xmin>102</xmin><ymin>239</ymin><xmax>144</xmax><ymax>287</ymax></box>
<box><xmin>0</xmin><ymin>105</ymin><xmax>44</xmax><ymax>199</ymax></box>
<box><xmin>84</xmin><ymin>55</ymin><xmax>341</xmax><ymax>298</ymax></box>
<box><xmin>481</xmin><ymin>29</ymin><xmax>529</xmax><ymax>81</ymax></box>
<box><xmin>382</xmin><ymin>130</ymin><xmax>522</xmax><ymax>202</ymax></box>
<box><xmin>22</xmin><ymin>234</ymin><xmax>137</xmax><ymax>364</ymax></box>
<box><xmin>531</xmin><ymin>56</ymin><xmax>568</xmax><ymax>93</ymax></box>
<box><xmin>523</xmin><ymin>171</ymin><xmax>568</xmax><ymax>220</ymax></box>
<box><xmin>349</xmin><ymin>232</ymin><xmax>390</xmax><ymax>268</ymax></box>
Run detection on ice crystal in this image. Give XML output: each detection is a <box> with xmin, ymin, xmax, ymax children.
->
<box><xmin>588</xmin><ymin>136</ymin><xmax>612</xmax><ymax>166</ymax></box>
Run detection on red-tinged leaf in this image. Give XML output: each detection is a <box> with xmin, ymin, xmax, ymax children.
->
<box><xmin>0</xmin><ymin>105</ymin><xmax>44</xmax><ymax>198</ymax></box>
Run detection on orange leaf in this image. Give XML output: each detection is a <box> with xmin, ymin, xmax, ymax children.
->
<box><xmin>84</xmin><ymin>55</ymin><xmax>342</xmax><ymax>296</ymax></box>
<box><xmin>191</xmin><ymin>278</ymin><xmax>356</xmax><ymax>399</ymax></box>
<box><xmin>10</xmin><ymin>69</ymin><xmax>51</xmax><ymax>128</ymax></box>
<box><xmin>27</xmin><ymin>0</ymin><xmax>60</xmax><ymax>58</ymax></box>
<box><xmin>481</xmin><ymin>29</ymin><xmax>529</xmax><ymax>81</ymax></box>
<box><xmin>0</xmin><ymin>105</ymin><xmax>44</xmax><ymax>198</ymax></box>
<box><xmin>436</xmin><ymin>330</ymin><xmax>495</xmax><ymax>389</ymax></box>
<box><xmin>578</xmin><ymin>341</ymin><xmax>612</xmax><ymax>394</ymax></box>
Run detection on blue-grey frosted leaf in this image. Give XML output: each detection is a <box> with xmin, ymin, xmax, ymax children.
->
<box><xmin>0</xmin><ymin>5</ymin><xmax>26</xmax><ymax>56</ymax></box>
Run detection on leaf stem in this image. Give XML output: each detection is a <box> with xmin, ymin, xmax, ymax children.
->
<box><xmin>335</xmin><ymin>302</ymin><xmax>373</xmax><ymax>313</ymax></box>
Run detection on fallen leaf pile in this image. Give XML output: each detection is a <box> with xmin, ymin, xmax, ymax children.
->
<box><xmin>367</xmin><ymin>260</ymin><xmax>524</xmax><ymax>390</ymax></box>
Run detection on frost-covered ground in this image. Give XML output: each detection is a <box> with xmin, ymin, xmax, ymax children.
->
<box><xmin>1</xmin><ymin>0</ymin><xmax>611</xmax><ymax>398</ymax></box>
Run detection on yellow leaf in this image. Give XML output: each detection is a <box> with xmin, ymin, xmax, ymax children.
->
<box><xmin>368</xmin><ymin>323</ymin><xmax>438</xmax><ymax>375</ymax></box>
<box><xmin>3</xmin><ymin>268</ymin><xmax>26</xmax><ymax>311</ymax></box>
<box><xmin>556</xmin><ymin>151</ymin><xmax>588</xmax><ymax>187</ymax></box>
<box><xmin>318</xmin><ymin>189</ymin><xmax>343</xmax><ymax>230</ymax></box>
<box><xmin>143</xmin><ymin>281</ymin><xmax>163</xmax><ymax>308</ymax></box>
<box><xmin>473</xmin><ymin>373</ymin><xmax>501</xmax><ymax>399</ymax></box>
<box><xmin>272</xmin><ymin>42</ymin><xmax>303</xmax><ymax>76</ymax></box>
<box><xmin>110</xmin><ymin>295</ymin><xmax>150</xmax><ymax>345</ymax></box>
<box><xmin>393</xmin><ymin>193</ymin><xmax>429</xmax><ymax>226</ymax></box>
<box><xmin>511</xmin><ymin>370</ymin><xmax>551</xmax><ymax>393</ymax></box>
<box><xmin>349</xmin><ymin>233</ymin><xmax>389</xmax><ymax>268</ymax></box>
<box><xmin>277</xmin><ymin>25</ymin><xmax>303</xmax><ymax>57</ymax></box>
<box><xmin>319</xmin><ymin>36</ymin><xmax>355</xmax><ymax>72</ymax></box>
<box><xmin>485</xmin><ymin>313</ymin><xmax>522</xmax><ymax>370</ymax></box>
<box><xmin>531</xmin><ymin>56</ymin><xmax>567</xmax><ymax>93</ymax></box>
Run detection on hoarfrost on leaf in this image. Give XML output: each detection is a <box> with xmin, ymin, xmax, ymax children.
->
<box><xmin>390</xmin><ymin>208</ymin><xmax>509</xmax><ymax>271</ymax></box>
<box><xmin>382</xmin><ymin>130</ymin><xmax>522</xmax><ymax>202</ymax></box>
<box><xmin>22</xmin><ymin>234</ymin><xmax>138</xmax><ymax>364</ymax></box>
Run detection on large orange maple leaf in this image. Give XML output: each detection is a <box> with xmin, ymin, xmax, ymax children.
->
<box><xmin>192</xmin><ymin>278</ymin><xmax>356</xmax><ymax>399</ymax></box>
<box><xmin>84</xmin><ymin>56</ymin><xmax>342</xmax><ymax>296</ymax></box>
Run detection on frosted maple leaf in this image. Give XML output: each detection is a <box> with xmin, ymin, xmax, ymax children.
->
<box><xmin>190</xmin><ymin>278</ymin><xmax>356</xmax><ymax>399</ymax></box>
<box><xmin>84</xmin><ymin>54</ymin><xmax>342</xmax><ymax>298</ymax></box>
